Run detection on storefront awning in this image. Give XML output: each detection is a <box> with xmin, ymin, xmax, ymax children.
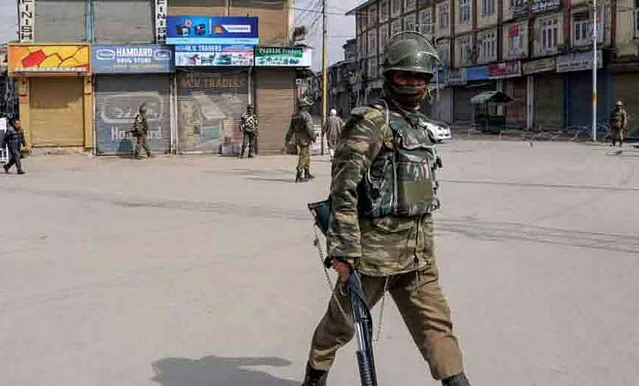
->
<box><xmin>470</xmin><ymin>91</ymin><xmax>513</xmax><ymax>104</ymax></box>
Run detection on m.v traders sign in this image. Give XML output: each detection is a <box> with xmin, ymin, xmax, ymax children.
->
<box><xmin>92</xmin><ymin>45</ymin><xmax>174</xmax><ymax>73</ymax></box>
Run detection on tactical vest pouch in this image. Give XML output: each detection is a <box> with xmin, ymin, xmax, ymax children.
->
<box><xmin>393</xmin><ymin>126</ymin><xmax>437</xmax><ymax>217</ymax></box>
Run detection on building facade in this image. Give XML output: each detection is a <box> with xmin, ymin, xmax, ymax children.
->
<box><xmin>10</xmin><ymin>0</ymin><xmax>308</xmax><ymax>155</ymax></box>
<box><xmin>347</xmin><ymin>0</ymin><xmax>639</xmax><ymax>133</ymax></box>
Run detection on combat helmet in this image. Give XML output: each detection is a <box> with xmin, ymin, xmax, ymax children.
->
<box><xmin>382</xmin><ymin>31</ymin><xmax>440</xmax><ymax>76</ymax></box>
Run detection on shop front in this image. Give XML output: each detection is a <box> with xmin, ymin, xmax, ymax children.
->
<box><xmin>92</xmin><ymin>44</ymin><xmax>175</xmax><ymax>155</ymax></box>
<box><xmin>8</xmin><ymin>44</ymin><xmax>93</xmax><ymax>149</ymax></box>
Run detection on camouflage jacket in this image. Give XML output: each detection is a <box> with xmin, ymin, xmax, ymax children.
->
<box><xmin>132</xmin><ymin>114</ymin><xmax>148</xmax><ymax>137</ymax></box>
<box><xmin>609</xmin><ymin>109</ymin><xmax>627</xmax><ymax>130</ymax></box>
<box><xmin>286</xmin><ymin>110</ymin><xmax>315</xmax><ymax>146</ymax></box>
<box><xmin>326</xmin><ymin>98</ymin><xmax>440</xmax><ymax>276</ymax></box>
<box><xmin>240</xmin><ymin>113</ymin><xmax>259</xmax><ymax>133</ymax></box>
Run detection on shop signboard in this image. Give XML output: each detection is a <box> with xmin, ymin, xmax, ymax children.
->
<box><xmin>556</xmin><ymin>51</ymin><xmax>603</xmax><ymax>73</ymax></box>
<box><xmin>167</xmin><ymin>16</ymin><xmax>259</xmax><ymax>45</ymax></box>
<box><xmin>255</xmin><ymin>46</ymin><xmax>312</xmax><ymax>67</ymax></box>
<box><xmin>92</xmin><ymin>45</ymin><xmax>174</xmax><ymax>73</ymax></box>
<box><xmin>522</xmin><ymin>57</ymin><xmax>556</xmax><ymax>75</ymax></box>
<box><xmin>488</xmin><ymin>61</ymin><xmax>521</xmax><ymax>79</ymax></box>
<box><xmin>175</xmin><ymin>44</ymin><xmax>254</xmax><ymax>67</ymax></box>
<box><xmin>8</xmin><ymin>44</ymin><xmax>91</xmax><ymax>75</ymax></box>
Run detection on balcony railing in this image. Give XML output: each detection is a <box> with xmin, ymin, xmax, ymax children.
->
<box><xmin>531</xmin><ymin>0</ymin><xmax>561</xmax><ymax>14</ymax></box>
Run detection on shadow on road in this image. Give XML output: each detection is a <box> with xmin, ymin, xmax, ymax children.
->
<box><xmin>151</xmin><ymin>355</ymin><xmax>299</xmax><ymax>386</ymax></box>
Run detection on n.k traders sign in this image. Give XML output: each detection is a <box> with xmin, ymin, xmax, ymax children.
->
<box><xmin>93</xmin><ymin>45</ymin><xmax>174</xmax><ymax>73</ymax></box>
<box><xmin>8</xmin><ymin>44</ymin><xmax>91</xmax><ymax>75</ymax></box>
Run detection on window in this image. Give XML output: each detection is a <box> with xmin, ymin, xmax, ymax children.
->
<box><xmin>437</xmin><ymin>41</ymin><xmax>450</xmax><ymax>66</ymax></box>
<box><xmin>573</xmin><ymin>12</ymin><xmax>589</xmax><ymax>46</ymax></box>
<box><xmin>391</xmin><ymin>19</ymin><xmax>402</xmax><ymax>35</ymax></box>
<box><xmin>404</xmin><ymin>13</ymin><xmax>417</xmax><ymax>32</ymax></box>
<box><xmin>635</xmin><ymin>3</ymin><xmax>639</xmax><ymax>38</ymax></box>
<box><xmin>405</xmin><ymin>0</ymin><xmax>417</xmax><ymax>12</ymax></box>
<box><xmin>419</xmin><ymin>10</ymin><xmax>433</xmax><ymax>35</ymax></box>
<box><xmin>369</xmin><ymin>5</ymin><xmax>378</xmax><ymax>28</ymax></box>
<box><xmin>368</xmin><ymin>29</ymin><xmax>378</xmax><ymax>56</ymax></box>
<box><xmin>507</xmin><ymin>24</ymin><xmax>524</xmax><ymax>57</ymax></box>
<box><xmin>439</xmin><ymin>4</ymin><xmax>449</xmax><ymax>29</ymax></box>
<box><xmin>509</xmin><ymin>0</ymin><xmax>525</xmax><ymax>9</ymax></box>
<box><xmin>459</xmin><ymin>0</ymin><xmax>471</xmax><ymax>24</ymax></box>
<box><xmin>481</xmin><ymin>0</ymin><xmax>495</xmax><ymax>16</ymax></box>
<box><xmin>541</xmin><ymin>18</ymin><xmax>559</xmax><ymax>51</ymax></box>
<box><xmin>368</xmin><ymin>57</ymin><xmax>378</xmax><ymax>78</ymax></box>
<box><xmin>479</xmin><ymin>31</ymin><xmax>497</xmax><ymax>61</ymax></box>
<box><xmin>392</xmin><ymin>0</ymin><xmax>402</xmax><ymax>17</ymax></box>
<box><xmin>379</xmin><ymin>24</ymin><xmax>390</xmax><ymax>52</ymax></box>
<box><xmin>359</xmin><ymin>34</ymin><xmax>367</xmax><ymax>57</ymax></box>
<box><xmin>380</xmin><ymin>0</ymin><xmax>389</xmax><ymax>22</ymax></box>
<box><xmin>459</xmin><ymin>36</ymin><xmax>471</xmax><ymax>65</ymax></box>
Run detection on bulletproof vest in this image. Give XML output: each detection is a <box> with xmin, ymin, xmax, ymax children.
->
<box><xmin>357</xmin><ymin>102</ymin><xmax>440</xmax><ymax>218</ymax></box>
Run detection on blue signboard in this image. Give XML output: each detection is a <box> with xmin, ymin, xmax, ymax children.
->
<box><xmin>466</xmin><ymin>65</ymin><xmax>490</xmax><ymax>81</ymax></box>
<box><xmin>167</xmin><ymin>16</ymin><xmax>259</xmax><ymax>45</ymax></box>
<box><xmin>174</xmin><ymin>44</ymin><xmax>254</xmax><ymax>66</ymax></box>
<box><xmin>92</xmin><ymin>45</ymin><xmax>175</xmax><ymax>73</ymax></box>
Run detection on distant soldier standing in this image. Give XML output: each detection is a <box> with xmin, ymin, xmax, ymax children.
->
<box><xmin>131</xmin><ymin>103</ymin><xmax>153</xmax><ymax>159</ymax></box>
<box><xmin>2</xmin><ymin>119</ymin><xmax>27</xmax><ymax>175</ymax></box>
<box><xmin>286</xmin><ymin>97</ymin><xmax>317</xmax><ymax>182</ymax></box>
<box><xmin>322</xmin><ymin>108</ymin><xmax>344</xmax><ymax>160</ymax></box>
<box><xmin>240</xmin><ymin>104</ymin><xmax>258</xmax><ymax>158</ymax></box>
<box><xmin>609</xmin><ymin>101</ymin><xmax>628</xmax><ymax>148</ymax></box>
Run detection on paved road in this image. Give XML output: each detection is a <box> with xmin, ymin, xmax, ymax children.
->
<box><xmin>1</xmin><ymin>141</ymin><xmax>638</xmax><ymax>386</ymax></box>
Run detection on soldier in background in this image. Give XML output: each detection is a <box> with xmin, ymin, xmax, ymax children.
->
<box><xmin>286</xmin><ymin>97</ymin><xmax>317</xmax><ymax>182</ymax></box>
<box><xmin>609</xmin><ymin>101</ymin><xmax>628</xmax><ymax>148</ymax></box>
<box><xmin>322</xmin><ymin>108</ymin><xmax>344</xmax><ymax>160</ymax></box>
<box><xmin>2</xmin><ymin>119</ymin><xmax>27</xmax><ymax>175</ymax></box>
<box><xmin>239</xmin><ymin>104</ymin><xmax>258</xmax><ymax>158</ymax></box>
<box><xmin>131</xmin><ymin>103</ymin><xmax>153</xmax><ymax>159</ymax></box>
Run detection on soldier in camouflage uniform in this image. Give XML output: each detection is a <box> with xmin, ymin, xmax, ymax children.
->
<box><xmin>286</xmin><ymin>97</ymin><xmax>317</xmax><ymax>182</ymax></box>
<box><xmin>300</xmin><ymin>32</ymin><xmax>471</xmax><ymax>386</ymax></box>
<box><xmin>240</xmin><ymin>104</ymin><xmax>258</xmax><ymax>158</ymax></box>
<box><xmin>131</xmin><ymin>103</ymin><xmax>153</xmax><ymax>159</ymax></box>
<box><xmin>609</xmin><ymin>101</ymin><xmax>628</xmax><ymax>148</ymax></box>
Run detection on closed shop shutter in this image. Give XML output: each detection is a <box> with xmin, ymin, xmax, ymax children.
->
<box><xmin>565</xmin><ymin>71</ymin><xmax>613</xmax><ymax>128</ymax></box>
<box><xmin>94</xmin><ymin>0</ymin><xmax>154</xmax><ymax>43</ymax></box>
<box><xmin>177</xmin><ymin>70</ymin><xmax>248</xmax><ymax>154</ymax></box>
<box><xmin>614</xmin><ymin>73</ymin><xmax>639</xmax><ymax>136</ymax></box>
<box><xmin>505</xmin><ymin>78</ymin><xmax>527</xmax><ymax>128</ymax></box>
<box><xmin>534</xmin><ymin>74</ymin><xmax>563</xmax><ymax>129</ymax></box>
<box><xmin>256</xmin><ymin>68</ymin><xmax>295</xmax><ymax>154</ymax></box>
<box><xmin>35</xmin><ymin>0</ymin><xmax>87</xmax><ymax>42</ymax></box>
<box><xmin>95</xmin><ymin>75</ymin><xmax>171</xmax><ymax>155</ymax></box>
<box><xmin>30</xmin><ymin>78</ymin><xmax>84</xmax><ymax>147</ymax></box>
<box><xmin>453</xmin><ymin>85</ymin><xmax>492</xmax><ymax>123</ymax></box>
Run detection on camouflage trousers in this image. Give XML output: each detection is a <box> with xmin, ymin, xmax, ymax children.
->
<box><xmin>241</xmin><ymin>131</ymin><xmax>256</xmax><ymax>157</ymax></box>
<box><xmin>307</xmin><ymin>262</ymin><xmax>464</xmax><ymax>380</ymax></box>
<box><xmin>297</xmin><ymin>145</ymin><xmax>310</xmax><ymax>173</ymax></box>
<box><xmin>134</xmin><ymin>135</ymin><xmax>152</xmax><ymax>158</ymax></box>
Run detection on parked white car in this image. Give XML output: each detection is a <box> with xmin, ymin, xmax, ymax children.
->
<box><xmin>423</xmin><ymin>119</ymin><xmax>452</xmax><ymax>143</ymax></box>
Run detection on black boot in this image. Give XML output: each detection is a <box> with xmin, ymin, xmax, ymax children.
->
<box><xmin>296</xmin><ymin>171</ymin><xmax>306</xmax><ymax>183</ymax></box>
<box><xmin>442</xmin><ymin>373</ymin><xmax>470</xmax><ymax>386</ymax></box>
<box><xmin>301</xmin><ymin>362</ymin><xmax>328</xmax><ymax>386</ymax></box>
<box><xmin>304</xmin><ymin>168</ymin><xmax>315</xmax><ymax>180</ymax></box>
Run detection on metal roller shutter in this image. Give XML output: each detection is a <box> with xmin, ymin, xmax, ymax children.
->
<box><xmin>256</xmin><ymin>68</ymin><xmax>295</xmax><ymax>154</ymax></box>
<box><xmin>505</xmin><ymin>78</ymin><xmax>527</xmax><ymax>128</ymax></box>
<box><xmin>30</xmin><ymin>77</ymin><xmax>84</xmax><ymax>147</ymax></box>
<box><xmin>35</xmin><ymin>0</ymin><xmax>87</xmax><ymax>42</ymax></box>
<box><xmin>614</xmin><ymin>73</ymin><xmax>639</xmax><ymax>137</ymax></box>
<box><xmin>534</xmin><ymin>74</ymin><xmax>563</xmax><ymax>129</ymax></box>
<box><xmin>177</xmin><ymin>70</ymin><xmax>249</xmax><ymax>154</ymax></box>
<box><xmin>453</xmin><ymin>85</ymin><xmax>492</xmax><ymax>123</ymax></box>
<box><xmin>94</xmin><ymin>0</ymin><xmax>154</xmax><ymax>43</ymax></box>
<box><xmin>95</xmin><ymin>74</ymin><xmax>171</xmax><ymax>155</ymax></box>
<box><xmin>565</xmin><ymin>71</ymin><xmax>613</xmax><ymax>128</ymax></box>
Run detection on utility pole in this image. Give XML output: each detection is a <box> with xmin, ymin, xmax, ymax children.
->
<box><xmin>321</xmin><ymin>0</ymin><xmax>328</xmax><ymax>155</ymax></box>
<box><xmin>592</xmin><ymin>0</ymin><xmax>598</xmax><ymax>142</ymax></box>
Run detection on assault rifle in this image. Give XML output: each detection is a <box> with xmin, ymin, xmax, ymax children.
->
<box><xmin>308</xmin><ymin>199</ymin><xmax>379</xmax><ymax>386</ymax></box>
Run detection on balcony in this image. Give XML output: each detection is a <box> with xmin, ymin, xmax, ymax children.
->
<box><xmin>513</xmin><ymin>4</ymin><xmax>528</xmax><ymax>18</ymax></box>
<box><xmin>531</xmin><ymin>0</ymin><xmax>561</xmax><ymax>14</ymax></box>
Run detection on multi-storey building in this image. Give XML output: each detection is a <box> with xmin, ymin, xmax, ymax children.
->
<box><xmin>348</xmin><ymin>0</ymin><xmax>639</xmax><ymax>132</ymax></box>
<box><xmin>9</xmin><ymin>0</ymin><xmax>308</xmax><ymax>155</ymax></box>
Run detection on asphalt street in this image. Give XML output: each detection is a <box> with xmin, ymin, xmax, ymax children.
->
<box><xmin>0</xmin><ymin>140</ymin><xmax>637</xmax><ymax>386</ymax></box>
